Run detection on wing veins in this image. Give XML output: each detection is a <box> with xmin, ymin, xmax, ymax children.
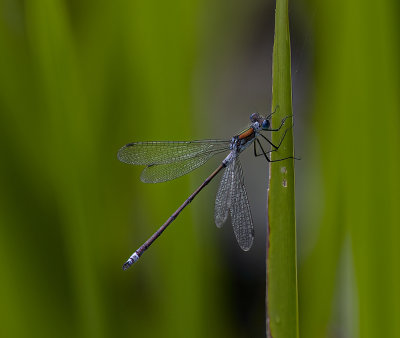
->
<box><xmin>118</xmin><ymin>140</ymin><xmax>231</xmax><ymax>166</ymax></box>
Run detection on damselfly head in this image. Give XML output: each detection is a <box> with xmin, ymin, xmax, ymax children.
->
<box><xmin>250</xmin><ymin>113</ymin><xmax>267</xmax><ymax>131</ymax></box>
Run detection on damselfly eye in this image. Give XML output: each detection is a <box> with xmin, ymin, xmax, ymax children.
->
<box><xmin>262</xmin><ymin>119</ymin><xmax>270</xmax><ymax>130</ymax></box>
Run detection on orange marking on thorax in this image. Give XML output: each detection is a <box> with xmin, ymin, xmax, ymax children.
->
<box><xmin>238</xmin><ymin>128</ymin><xmax>254</xmax><ymax>140</ymax></box>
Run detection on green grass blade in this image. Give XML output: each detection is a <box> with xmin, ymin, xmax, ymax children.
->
<box><xmin>299</xmin><ymin>0</ymin><xmax>400</xmax><ymax>337</ymax></box>
<box><xmin>266</xmin><ymin>0</ymin><xmax>299</xmax><ymax>337</ymax></box>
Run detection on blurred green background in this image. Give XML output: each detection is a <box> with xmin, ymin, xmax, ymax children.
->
<box><xmin>0</xmin><ymin>0</ymin><xmax>399</xmax><ymax>337</ymax></box>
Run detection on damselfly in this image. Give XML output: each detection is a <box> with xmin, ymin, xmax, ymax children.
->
<box><xmin>118</xmin><ymin>110</ymin><xmax>294</xmax><ymax>270</ymax></box>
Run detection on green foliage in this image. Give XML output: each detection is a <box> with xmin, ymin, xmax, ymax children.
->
<box><xmin>267</xmin><ymin>0</ymin><xmax>299</xmax><ymax>337</ymax></box>
<box><xmin>0</xmin><ymin>1</ymin><xmax>226</xmax><ymax>337</ymax></box>
<box><xmin>298</xmin><ymin>0</ymin><xmax>400</xmax><ymax>337</ymax></box>
<box><xmin>1</xmin><ymin>0</ymin><xmax>400</xmax><ymax>337</ymax></box>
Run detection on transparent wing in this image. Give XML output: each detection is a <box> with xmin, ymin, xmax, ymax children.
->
<box><xmin>140</xmin><ymin>151</ymin><xmax>226</xmax><ymax>183</ymax></box>
<box><xmin>118</xmin><ymin>140</ymin><xmax>231</xmax><ymax>165</ymax></box>
<box><xmin>230</xmin><ymin>158</ymin><xmax>254</xmax><ymax>251</ymax></box>
<box><xmin>214</xmin><ymin>161</ymin><xmax>235</xmax><ymax>228</ymax></box>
